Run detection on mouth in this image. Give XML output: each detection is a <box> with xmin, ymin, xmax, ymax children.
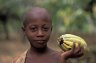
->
<box><xmin>35</xmin><ymin>40</ymin><xmax>46</xmax><ymax>44</ymax></box>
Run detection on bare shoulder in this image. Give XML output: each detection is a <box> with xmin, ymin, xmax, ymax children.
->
<box><xmin>48</xmin><ymin>48</ymin><xmax>61</xmax><ymax>58</ymax></box>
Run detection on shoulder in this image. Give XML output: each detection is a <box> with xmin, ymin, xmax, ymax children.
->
<box><xmin>12</xmin><ymin>51</ymin><xmax>27</xmax><ymax>63</ymax></box>
<box><xmin>48</xmin><ymin>48</ymin><xmax>61</xmax><ymax>57</ymax></box>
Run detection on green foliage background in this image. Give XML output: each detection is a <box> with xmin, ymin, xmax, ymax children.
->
<box><xmin>0</xmin><ymin>0</ymin><xmax>96</xmax><ymax>34</ymax></box>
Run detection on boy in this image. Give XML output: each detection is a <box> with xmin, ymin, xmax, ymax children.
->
<box><xmin>13</xmin><ymin>7</ymin><xmax>83</xmax><ymax>63</ymax></box>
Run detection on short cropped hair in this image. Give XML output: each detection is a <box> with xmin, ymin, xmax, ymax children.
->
<box><xmin>22</xmin><ymin>7</ymin><xmax>52</xmax><ymax>27</ymax></box>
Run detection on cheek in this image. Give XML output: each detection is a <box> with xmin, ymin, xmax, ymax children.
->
<box><xmin>26</xmin><ymin>33</ymin><xmax>35</xmax><ymax>43</ymax></box>
<box><xmin>47</xmin><ymin>30</ymin><xmax>52</xmax><ymax>35</ymax></box>
<box><xmin>25</xmin><ymin>31</ymin><xmax>35</xmax><ymax>39</ymax></box>
<box><xmin>45</xmin><ymin>31</ymin><xmax>52</xmax><ymax>38</ymax></box>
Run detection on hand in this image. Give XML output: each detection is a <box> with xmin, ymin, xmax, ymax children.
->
<box><xmin>60</xmin><ymin>43</ymin><xmax>84</xmax><ymax>63</ymax></box>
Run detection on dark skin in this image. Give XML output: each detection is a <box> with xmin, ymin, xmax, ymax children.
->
<box><xmin>22</xmin><ymin>7</ymin><xmax>83</xmax><ymax>63</ymax></box>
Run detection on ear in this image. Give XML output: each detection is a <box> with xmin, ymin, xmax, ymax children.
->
<box><xmin>51</xmin><ymin>25</ymin><xmax>53</xmax><ymax>31</ymax></box>
<box><xmin>22</xmin><ymin>26</ymin><xmax>25</xmax><ymax>32</ymax></box>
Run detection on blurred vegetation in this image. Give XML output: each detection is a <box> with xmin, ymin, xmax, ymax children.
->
<box><xmin>0</xmin><ymin>0</ymin><xmax>96</xmax><ymax>63</ymax></box>
<box><xmin>0</xmin><ymin>0</ymin><xmax>96</xmax><ymax>35</ymax></box>
<box><xmin>0</xmin><ymin>0</ymin><xmax>95</xmax><ymax>40</ymax></box>
<box><xmin>43</xmin><ymin>0</ymin><xmax>96</xmax><ymax>34</ymax></box>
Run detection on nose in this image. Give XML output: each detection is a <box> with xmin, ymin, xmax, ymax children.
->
<box><xmin>37</xmin><ymin>30</ymin><xmax>44</xmax><ymax>37</ymax></box>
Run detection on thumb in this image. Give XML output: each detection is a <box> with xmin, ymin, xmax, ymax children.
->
<box><xmin>61</xmin><ymin>43</ymin><xmax>76</xmax><ymax>59</ymax></box>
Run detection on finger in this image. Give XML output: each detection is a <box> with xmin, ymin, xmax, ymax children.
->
<box><xmin>73</xmin><ymin>52</ymin><xmax>84</xmax><ymax>58</ymax></box>
<box><xmin>74</xmin><ymin>43</ymin><xmax>81</xmax><ymax>54</ymax></box>
<box><xmin>76</xmin><ymin>46</ymin><xmax>84</xmax><ymax>57</ymax></box>
<box><xmin>61</xmin><ymin>43</ymin><xmax>82</xmax><ymax>59</ymax></box>
<box><xmin>76</xmin><ymin>50</ymin><xmax>84</xmax><ymax>57</ymax></box>
<box><xmin>71</xmin><ymin>42</ymin><xmax>76</xmax><ymax>53</ymax></box>
<box><xmin>61</xmin><ymin>45</ymin><xmax>75</xmax><ymax>60</ymax></box>
<box><xmin>65</xmin><ymin>42</ymin><xmax>76</xmax><ymax>58</ymax></box>
<box><xmin>68</xmin><ymin>42</ymin><xmax>80</xmax><ymax>58</ymax></box>
<box><xmin>75</xmin><ymin>43</ymin><xmax>84</xmax><ymax>55</ymax></box>
<box><xmin>73</xmin><ymin>45</ymin><xmax>84</xmax><ymax>58</ymax></box>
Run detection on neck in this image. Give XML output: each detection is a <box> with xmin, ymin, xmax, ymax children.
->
<box><xmin>29</xmin><ymin>46</ymin><xmax>48</xmax><ymax>54</ymax></box>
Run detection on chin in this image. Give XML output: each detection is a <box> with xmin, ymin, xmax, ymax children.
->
<box><xmin>36</xmin><ymin>45</ymin><xmax>47</xmax><ymax>49</ymax></box>
<box><xmin>33</xmin><ymin>45</ymin><xmax>47</xmax><ymax>53</ymax></box>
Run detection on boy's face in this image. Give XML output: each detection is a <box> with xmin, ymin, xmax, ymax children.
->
<box><xmin>22</xmin><ymin>13</ymin><xmax>52</xmax><ymax>49</ymax></box>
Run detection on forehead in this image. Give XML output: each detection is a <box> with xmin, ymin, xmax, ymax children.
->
<box><xmin>27</xmin><ymin>19</ymin><xmax>52</xmax><ymax>26</ymax></box>
<box><xmin>23</xmin><ymin>7</ymin><xmax>52</xmax><ymax>26</ymax></box>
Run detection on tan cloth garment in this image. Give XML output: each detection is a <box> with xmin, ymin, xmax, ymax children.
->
<box><xmin>12</xmin><ymin>51</ymin><xmax>27</xmax><ymax>63</ymax></box>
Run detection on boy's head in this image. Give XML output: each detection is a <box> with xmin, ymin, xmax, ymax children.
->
<box><xmin>23</xmin><ymin>7</ymin><xmax>52</xmax><ymax>27</ymax></box>
<box><xmin>22</xmin><ymin>7</ymin><xmax>52</xmax><ymax>49</ymax></box>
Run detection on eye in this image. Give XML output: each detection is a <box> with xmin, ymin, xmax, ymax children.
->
<box><xmin>30</xmin><ymin>26</ymin><xmax>37</xmax><ymax>32</ymax></box>
<box><xmin>42</xmin><ymin>26</ymin><xmax>50</xmax><ymax>31</ymax></box>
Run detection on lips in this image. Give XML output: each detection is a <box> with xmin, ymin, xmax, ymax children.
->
<box><xmin>35</xmin><ymin>40</ymin><xmax>46</xmax><ymax>43</ymax></box>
